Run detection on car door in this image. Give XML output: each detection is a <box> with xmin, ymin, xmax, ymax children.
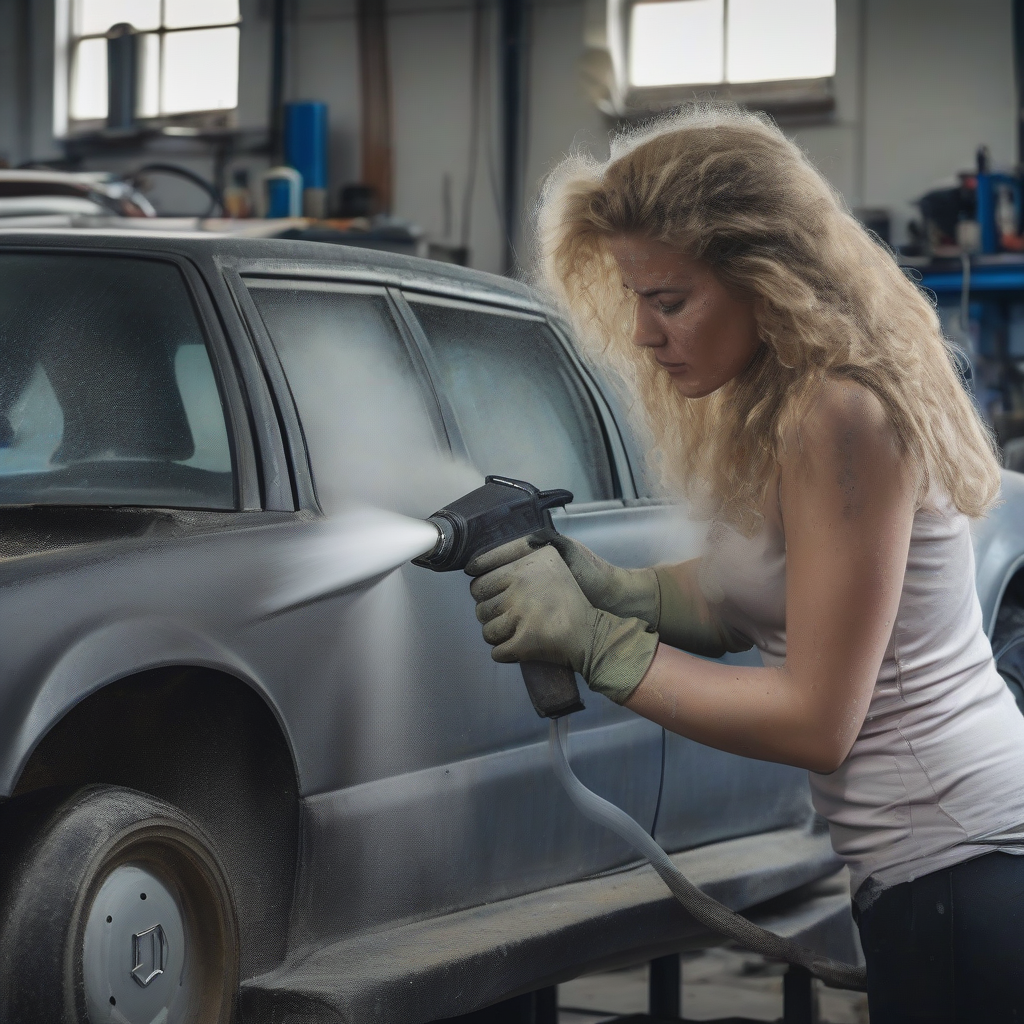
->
<box><xmin>240</xmin><ymin>275</ymin><xmax>663</xmax><ymax>951</ymax></box>
<box><xmin>396</xmin><ymin>290</ymin><xmax>665</xmax><ymax>841</ymax></box>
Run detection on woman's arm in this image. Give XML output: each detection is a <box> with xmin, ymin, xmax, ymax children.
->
<box><xmin>625</xmin><ymin>379</ymin><xmax>919</xmax><ymax>773</ymax></box>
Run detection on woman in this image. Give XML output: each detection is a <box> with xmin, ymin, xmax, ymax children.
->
<box><xmin>467</xmin><ymin>107</ymin><xmax>1024</xmax><ymax>1021</ymax></box>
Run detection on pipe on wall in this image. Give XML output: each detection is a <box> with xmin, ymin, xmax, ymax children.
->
<box><xmin>270</xmin><ymin>0</ymin><xmax>289</xmax><ymax>164</ymax></box>
<box><xmin>500</xmin><ymin>0</ymin><xmax>526</xmax><ymax>274</ymax></box>
<box><xmin>358</xmin><ymin>0</ymin><xmax>394</xmax><ymax>215</ymax></box>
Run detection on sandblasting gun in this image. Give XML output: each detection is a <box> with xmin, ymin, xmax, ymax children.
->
<box><xmin>414</xmin><ymin>474</ymin><xmax>585</xmax><ymax>719</ymax></box>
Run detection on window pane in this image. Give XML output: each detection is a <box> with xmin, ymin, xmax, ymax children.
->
<box><xmin>164</xmin><ymin>0</ymin><xmax>240</xmax><ymax>29</ymax></box>
<box><xmin>175</xmin><ymin>346</ymin><xmax>232</xmax><ymax>471</ymax></box>
<box><xmin>727</xmin><ymin>0</ymin><xmax>835</xmax><ymax>83</ymax></box>
<box><xmin>70</xmin><ymin>37</ymin><xmax>108</xmax><ymax>120</ymax></box>
<box><xmin>249</xmin><ymin>284</ymin><xmax>447</xmax><ymax>515</ymax></box>
<box><xmin>411</xmin><ymin>301</ymin><xmax>615</xmax><ymax>503</ymax></box>
<box><xmin>75</xmin><ymin>0</ymin><xmax>160</xmax><ymax>35</ymax></box>
<box><xmin>161</xmin><ymin>26</ymin><xmax>239</xmax><ymax>114</ymax></box>
<box><xmin>629</xmin><ymin>0</ymin><xmax>724</xmax><ymax>88</ymax></box>
<box><xmin>0</xmin><ymin>254</ymin><xmax>234</xmax><ymax>509</ymax></box>
<box><xmin>136</xmin><ymin>32</ymin><xmax>160</xmax><ymax>118</ymax></box>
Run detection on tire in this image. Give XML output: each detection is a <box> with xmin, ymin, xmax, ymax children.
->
<box><xmin>992</xmin><ymin>603</ymin><xmax>1024</xmax><ymax>715</ymax></box>
<box><xmin>0</xmin><ymin>784</ymin><xmax>238</xmax><ymax>1023</ymax></box>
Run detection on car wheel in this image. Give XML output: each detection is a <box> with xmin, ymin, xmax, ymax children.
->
<box><xmin>993</xmin><ymin>603</ymin><xmax>1024</xmax><ymax>715</ymax></box>
<box><xmin>0</xmin><ymin>784</ymin><xmax>238</xmax><ymax>1023</ymax></box>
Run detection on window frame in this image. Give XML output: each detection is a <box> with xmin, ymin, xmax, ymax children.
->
<box><xmin>236</xmin><ymin>275</ymin><xmax>457</xmax><ymax>516</ymax></box>
<box><xmin>400</xmin><ymin>289</ymin><xmax>629</xmax><ymax>507</ymax></box>
<box><xmin>54</xmin><ymin>0</ymin><xmax>241</xmax><ymax>138</ymax></box>
<box><xmin>601</xmin><ymin>0</ymin><xmax>836</xmax><ymax>121</ymax></box>
<box><xmin>0</xmin><ymin>245</ymin><xmax>250</xmax><ymax>512</ymax></box>
<box><xmin>223</xmin><ymin>258</ymin><xmax>639</xmax><ymax>512</ymax></box>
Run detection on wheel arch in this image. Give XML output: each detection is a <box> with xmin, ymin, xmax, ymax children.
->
<box><xmin>9</xmin><ymin>660</ymin><xmax>300</xmax><ymax>979</ymax></box>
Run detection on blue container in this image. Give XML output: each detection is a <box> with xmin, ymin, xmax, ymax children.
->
<box><xmin>284</xmin><ymin>101</ymin><xmax>329</xmax><ymax>191</ymax></box>
<box><xmin>267</xmin><ymin>176</ymin><xmax>298</xmax><ymax>218</ymax></box>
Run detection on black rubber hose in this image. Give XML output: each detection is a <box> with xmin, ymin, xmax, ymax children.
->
<box><xmin>549</xmin><ymin>717</ymin><xmax>867</xmax><ymax>991</ymax></box>
<box><xmin>126</xmin><ymin>162</ymin><xmax>224</xmax><ymax>217</ymax></box>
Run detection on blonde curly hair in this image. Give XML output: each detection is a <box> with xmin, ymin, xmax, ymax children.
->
<box><xmin>535</xmin><ymin>105</ymin><xmax>1000</xmax><ymax>532</ymax></box>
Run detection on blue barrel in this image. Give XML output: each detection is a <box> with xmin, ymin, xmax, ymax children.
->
<box><xmin>284</xmin><ymin>101</ymin><xmax>328</xmax><ymax>191</ymax></box>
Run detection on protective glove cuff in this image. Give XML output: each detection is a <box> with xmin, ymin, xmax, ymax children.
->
<box><xmin>653</xmin><ymin>566</ymin><xmax>691</xmax><ymax>648</ymax></box>
<box><xmin>615</xmin><ymin>566</ymin><xmax>661</xmax><ymax>624</ymax></box>
<box><xmin>653</xmin><ymin>566</ymin><xmax>751</xmax><ymax>655</ymax></box>
<box><xmin>582</xmin><ymin>610</ymin><xmax>660</xmax><ymax>706</ymax></box>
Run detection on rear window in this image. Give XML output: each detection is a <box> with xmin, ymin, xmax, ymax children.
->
<box><xmin>0</xmin><ymin>252</ymin><xmax>234</xmax><ymax>508</ymax></box>
<box><xmin>409</xmin><ymin>298</ymin><xmax>616</xmax><ymax>503</ymax></box>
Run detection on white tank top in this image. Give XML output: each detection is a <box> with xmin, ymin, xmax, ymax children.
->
<box><xmin>698</xmin><ymin>487</ymin><xmax>1024</xmax><ymax>900</ymax></box>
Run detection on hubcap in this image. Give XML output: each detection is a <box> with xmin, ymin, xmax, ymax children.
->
<box><xmin>82</xmin><ymin>863</ymin><xmax>188</xmax><ymax>1024</ymax></box>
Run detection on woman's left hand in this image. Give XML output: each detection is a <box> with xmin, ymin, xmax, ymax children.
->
<box><xmin>467</xmin><ymin>543</ymin><xmax>660</xmax><ymax>703</ymax></box>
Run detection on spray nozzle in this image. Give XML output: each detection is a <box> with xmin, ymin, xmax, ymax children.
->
<box><xmin>414</xmin><ymin>475</ymin><xmax>573</xmax><ymax>572</ymax></box>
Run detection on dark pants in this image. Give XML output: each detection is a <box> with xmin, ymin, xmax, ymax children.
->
<box><xmin>855</xmin><ymin>851</ymin><xmax>1024</xmax><ymax>1023</ymax></box>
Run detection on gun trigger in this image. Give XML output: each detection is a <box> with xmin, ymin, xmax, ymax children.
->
<box><xmin>537</xmin><ymin>488</ymin><xmax>574</xmax><ymax>512</ymax></box>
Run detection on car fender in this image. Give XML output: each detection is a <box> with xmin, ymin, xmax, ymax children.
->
<box><xmin>2</xmin><ymin>616</ymin><xmax>279</xmax><ymax>796</ymax></box>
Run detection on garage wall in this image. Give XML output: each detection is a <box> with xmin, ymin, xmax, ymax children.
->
<box><xmin>861</xmin><ymin>0</ymin><xmax>1016</xmax><ymax>241</ymax></box>
<box><xmin>794</xmin><ymin>0</ymin><xmax>1016</xmax><ymax>245</ymax></box>
<box><xmin>0</xmin><ymin>0</ymin><xmax>1016</xmax><ymax>269</ymax></box>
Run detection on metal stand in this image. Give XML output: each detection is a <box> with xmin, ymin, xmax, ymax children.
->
<box><xmin>782</xmin><ymin>966</ymin><xmax>819</xmax><ymax>1024</ymax></box>
<box><xmin>649</xmin><ymin>954</ymin><xmax>681</xmax><ymax>1020</ymax></box>
<box><xmin>437</xmin><ymin>961</ymin><xmax>822</xmax><ymax>1023</ymax></box>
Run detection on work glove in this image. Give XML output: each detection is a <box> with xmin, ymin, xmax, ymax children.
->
<box><xmin>466</xmin><ymin>543</ymin><xmax>660</xmax><ymax>705</ymax></box>
<box><xmin>470</xmin><ymin>534</ymin><xmax>734</xmax><ymax>655</ymax></box>
<box><xmin>472</xmin><ymin>534</ymin><xmax>661</xmax><ymax>624</ymax></box>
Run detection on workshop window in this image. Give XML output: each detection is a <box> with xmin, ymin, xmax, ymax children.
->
<box><xmin>604</xmin><ymin>0</ymin><xmax>835</xmax><ymax>116</ymax></box>
<box><xmin>408</xmin><ymin>298</ymin><xmax>616</xmax><ymax>504</ymax></box>
<box><xmin>58</xmin><ymin>0</ymin><xmax>240</xmax><ymax>132</ymax></box>
<box><xmin>0</xmin><ymin>253</ymin><xmax>235</xmax><ymax>509</ymax></box>
<box><xmin>629</xmin><ymin>0</ymin><xmax>834</xmax><ymax>87</ymax></box>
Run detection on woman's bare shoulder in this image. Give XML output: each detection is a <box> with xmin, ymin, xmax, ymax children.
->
<box><xmin>782</xmin><ymin>376</ymin><xmax>898</xmax><ymax>472</ymax></box>
<box><xmin>777</xmin><ymin>374</ymin><xmax>921</xmax><ymax>521</ymax></box>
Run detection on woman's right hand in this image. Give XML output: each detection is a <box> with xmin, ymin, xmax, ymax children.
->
<box><xmin>465</xmin><ymin>535</ymin><xmax>747</xmax><ymax>657</ymax></box>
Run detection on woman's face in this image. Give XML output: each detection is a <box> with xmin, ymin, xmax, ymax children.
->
<box><xmin>609</xmin><ymin>234</ymin><xmax>761</xmax><ymax>399</ymax></box>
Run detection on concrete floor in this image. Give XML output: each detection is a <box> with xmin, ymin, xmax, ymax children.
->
<box><xmin>557</xmin><ymin>948</ymin><xmax>869</xmax><ymax>1023</ymax></box>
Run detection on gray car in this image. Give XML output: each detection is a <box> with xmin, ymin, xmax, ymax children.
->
<box><xmin>1</xmin><ymin>229</ymin><xmax>1022</xmax><ymax>1024</ymax></box>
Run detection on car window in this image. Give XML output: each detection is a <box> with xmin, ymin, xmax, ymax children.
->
<box><xmin>0</xmin><ymin>252</ymin><xmax>234</xmax><ymax>508</ymax></box>
<box><xmin>247</xmin><ymin>281</ymin><xmax>455</xmax><ymax>515</ymax></box>
<box><xmin>408</xmin><ymin>297</ymin><xmax>616</xmax><ymax>503</ymax></box>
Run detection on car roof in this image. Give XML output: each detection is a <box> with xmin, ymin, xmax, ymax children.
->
<box><xmin>0</xmin><ymin>227</ymin><xmax>555</xmax><ymax>317</ymax></box>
